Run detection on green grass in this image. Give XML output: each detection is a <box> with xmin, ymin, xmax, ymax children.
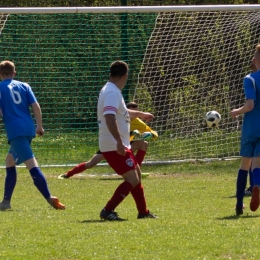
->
<box><xmin>0</xmin><ymin>130</ymin><xmax>241</xmax><ymax>166</ymax></box>
<box><xmin>0</xmin><ymin>160</ymin><xmax>258</xmax><ymax>259</ymax></box>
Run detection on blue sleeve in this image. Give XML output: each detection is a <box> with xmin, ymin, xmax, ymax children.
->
<box><xmin>25</xmin><ymin>84</ymin><xmax>37</xmax><ymax>105</ymax></box>
<box><xmin>243</xmin><ymin>77</ymin><xmax>256</xmax><ymax>100</ymax></box>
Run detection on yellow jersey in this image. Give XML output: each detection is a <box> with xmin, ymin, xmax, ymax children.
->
<box><xmin>130</xmin><ymin>117</ymin><xmax>158</xmax><ymax>141</ymax></box>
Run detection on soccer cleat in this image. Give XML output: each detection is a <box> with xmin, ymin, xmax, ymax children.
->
<box><xmin>0</xmin><ymin>202</ymin><xmax>11</xmax><ymax>211</ymax></box>
<box><xmin>58</xmin><ymin>174</ymin><xmax>69</xmax><ymax>179</ymax></box>
<box><xmin>235</xmin><ymin>204</ymin><xmax>245</xmax><ymax>216</ymax></box>
<box><xmin>132</xmin><ymin>130</ymin><xmax>141</xmax><ymax>138</ymax></box>
<box><xmin>250</xmin><ymin>185</ymin><xmax>260</xmax><ymax>212</ymax></box>
<box><xmin>100</xmin><ymin>208</ymin><xmax>124</xmax><ymax>221</ymax></box>
<box><xmin>244</xmin><ymin>187</ymin><xmax>252</xmax><ymax>196</ymax></box>
<box><xmin>137</xmin><ymin>210</ymin><xmax>158</xmax><ymax>219</ymax></box>
<box><xmin>48</xmin><ymin>196</ymin><xmax>65</xmax><ymax>210</ymax></box>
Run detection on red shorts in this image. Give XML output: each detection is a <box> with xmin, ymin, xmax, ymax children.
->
<box><xmin>102</xmin><ymin>147</ymin><xmax>137</xmax><ymax>175</ymax></box>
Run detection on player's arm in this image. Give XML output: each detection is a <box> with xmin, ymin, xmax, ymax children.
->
<box><xmin>230</xmin><ymin>77</ymin><xmax>255</xmax><ymax>118</ymax></box>
<box><xmin>230</xmin><ymin>100</ymin><xmax>254</xmax><ymax>118</ymax></box>
<box><xmin>128</xmin><ymin>109</ymin><xmax>154</xmax><ymax>122</ymax></box>
<box><xmin>31</xmin><ymin>102</ymin><xmax>44</xmax><ymax>136</ymax></box>
<box><xmin>131</xmin><ymin>117</ymin><xmax>158</xmax><ymax>140</ymax></box>
<box><xmin>150</xmin><ymin>130</ymin><xmax>158</xmax><ymax>140</ymax></box>
<box><xmin>104</xmin><ymin>114</ymin><xmax>125</xmax><ymax>156</ymax></box>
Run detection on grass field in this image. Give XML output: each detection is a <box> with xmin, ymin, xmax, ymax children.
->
<box><xmin>0</xmin><ymin>159</ymin><xmax>259</xmax><ymax>259</ymax></box>
<box><xmin>0</xmin><ymin>130</ymin><xmax>241</xmax><ymax>166</ymax></box>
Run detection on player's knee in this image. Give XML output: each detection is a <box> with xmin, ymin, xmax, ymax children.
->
<box><xmin>142</xmin><ymin>141</ymin><xmax>149</xmax><ymax>150</ymax></box>
<box><xmin>122</xmin><ymin>170</ymin><xmax>140</xmax><ymax>187</ymax></box>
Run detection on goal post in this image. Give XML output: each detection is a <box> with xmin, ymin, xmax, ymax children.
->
<box><xmin>0</xmin><ymin>5</ymin><xmax>259</xmax><ymax>166</ymax></box>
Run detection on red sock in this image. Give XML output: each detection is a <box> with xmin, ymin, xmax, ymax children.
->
<box><xmin>131</xmin><ymin>183</ymin><xmax>148</xmax><ymax>214</ymax></box>
<box><xmin>105</xmin><ymin>181</ymin><xmax>133</xmax><ymax>211</ymax></box>
<box><xmin>66</xmin><ymin>162</ymin><xmax>86</xmax><ymax>177</ymax></box>
<box><xmin>135</xmin><ymin>150</ymin><xmax>146</xmax><ymax>166</ymax></box>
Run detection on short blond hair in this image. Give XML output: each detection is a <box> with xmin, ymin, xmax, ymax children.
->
<box><xmin>0</xmin><ymin>60</ymin><xmax>15</xmax><ymax>78</ymax></box>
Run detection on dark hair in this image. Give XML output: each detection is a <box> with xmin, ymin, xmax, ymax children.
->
<box><xmin>110</xmin><ymin>60</ymin><xmax>128</xmax><ymax>78</ymax></box>
<box><xmin>126</xmin><ymin>101</ymin><xmax>138</xmax><ymax>109</ymax></box>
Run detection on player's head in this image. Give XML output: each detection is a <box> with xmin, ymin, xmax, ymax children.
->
<box><xmin>0</xmin><ymin>60</ymin><xmax>16</xmax><ymax>80</ymax></box>
<box><xmin>126</xmin><ymin>101</ymin><xmax>139</xmax><ymax>110</ymax></box>
<box><xmin>250</xmin><ymin>58</ymin><xmax>257</xmax><ymax>72</ymax></box>
<box><xmin>110</xmin><ymin>61</ymin><xmax>128</xmax><ymax>77</ymax></box>
<box><xmin>109</xmin><ymin>61</ymin><xmax>128</xmax><ymax>89</ymax></box>
<box><xmin>253</xmin><ymin>44</ymin><xmax>260</xmax><ymax>71</ymax></box>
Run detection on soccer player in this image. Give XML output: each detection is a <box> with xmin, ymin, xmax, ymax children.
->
<box><xmin>0</xmin><ymin>60</ymin><xmax>65</xmax><ymax>210</ymax></box>
<box><xmin>230</xmin><ymin>46</ymin><xmax>260</xmax><ymax>215</ymax></box>
<box><xmin>98</xmin><ymin>60</ymin><xmax>157</xmax><ymax>220</ymax></box>
<box><xmin>58</xmin><ymin>101</ymin><xmax>158</xmax><ymax>179</ymax></box>
<box><xmin>244</xmin><ymin>58</ymin><xmax>257</xmax><ymax>196</ymax></box>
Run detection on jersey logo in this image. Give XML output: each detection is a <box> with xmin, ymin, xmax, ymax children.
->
<box><xmin>126</xmin><ymin>158</ymin><xmax>134</xmax><ymax>167</ymax></box>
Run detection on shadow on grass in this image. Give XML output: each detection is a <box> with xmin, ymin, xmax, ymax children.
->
<box><xmin>99</xmin><ymin>178</ymin><xmax>122</xmax><ymax>181</ymax></box>
<box><xmin>222</xmin><ymin>195</ymin><xmax>236</xmax><ymax>199</ymax></box>
<box><xmin>79</xmin><ymin>219</ymin><xmax>128</xmax><ymax>223</ymax></box>
<box><xmin>216</xmin><ymin>214</ymin><xmax>260</xmax><ymax>220</ymax></box>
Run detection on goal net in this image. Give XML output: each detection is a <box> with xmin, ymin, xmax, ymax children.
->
<box><xmin>0</xmin><ymin>6</ymin><xmax>259</xmax><ymax>166</ymax></box>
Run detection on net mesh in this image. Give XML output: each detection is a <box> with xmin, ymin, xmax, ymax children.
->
<box><xmin>0</xmin><ymin>13</ymin><xmax>156</xmax><ymax>166</ymax></box>
<box><xmin>134</xmin><ymin>11</ymin><xmax>260</xmax><ymax>162</ymax></box>
<box><xmin>0</xmin><ymin>10</ymin><xmax>259</xmax><ymax>166</ymax></box>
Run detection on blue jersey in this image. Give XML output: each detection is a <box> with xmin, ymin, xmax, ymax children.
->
<box><xmin>0</xmin><ymin>79</ymin><xmax>37</xmax><ymax>142</ymax></box>
<box><xmin>242</xmin><ymin>71</ymin><xmax>260</xmax><ymax>140</ymax></box>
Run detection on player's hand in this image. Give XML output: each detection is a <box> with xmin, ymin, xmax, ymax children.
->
<box><xmin>36</xmin><ymin>126</ymin><xmax>44</xmax><ymax>136</ymax></box>
<box><xmin>117</xmin><ymin>142</ymin><xmax>126</xmax><ymax>156</ymax></box>
<box><xmin>140</xmin><ymin>112</ymin><xmax>154</xmax><ymax>123</ymax></box>
<box><xmin>230</xmin><ymin>109</ymin><xmax>239</xmax><ymax>119</ymax></box>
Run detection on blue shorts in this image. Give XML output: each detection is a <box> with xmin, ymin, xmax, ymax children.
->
<box><xmin>240</xmin><ymin>136</ymin><xmax>260</xmax><ymax>157</ymax></box>
<box><xmin>9</xmin><ymin>136</ymin><xmax>35</xmax><ymax>165</ymax></box>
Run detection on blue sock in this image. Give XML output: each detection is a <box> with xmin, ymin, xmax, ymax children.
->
<box><xmin>253</xmin><ymin>168</ymin><xmax>260</xmax><ymax>187</ymax></box>
<box><xmin>29</xmin><ymin>167</ymin><xmax>51</xmax><ymax>200</ymax></box>
<box><xmin>3</xmin><ymin>166</ymin><xmax>17</xmax><ymax>201</ymax></box>
<box><xmin>236</xmin><ymin>169</ymin><xmax>248</xmax><ymax>208</ymax></box>
<box><xmin>249</xmin><ymin>168</ymin><xmax>254</xmax><ymax>188</ymax></box>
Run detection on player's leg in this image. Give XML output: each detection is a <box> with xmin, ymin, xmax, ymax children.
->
<box><xmin>235</xmin><ymin>156</ymin><xmax>251</xmax><ymax>215</ymax></box>
<box><xmin>99</xmin><ymin>149</ymin><xmax>136</xmax><ymax>220</ymax></box>
<box><xmin>130</xmin><ymin>140</ymin><xmax>148</xmax><ymax>166</ymax></box>
<box><xmin>129</xmin><ymin>163</ymin><xmax>157</xmax><ymax>218</ymax></box>
<box><xmin>100</xmin><ymin>148</ymin><xmax>157</xmax><ymax>220</ymax></box>
<box><xmin>0</xmin><ymin>152</ymin><xmax>17</xmax><ymax>210</ymax></box>
<box><xmin>12</xmin><ymin>136</ymin><xmax>65</xmax><ymax>209</ymax></box>
<box><xmin>245</xmin><ymin>165</ymin><xmax>253</xmax><ymax>196</ymax></box>
<box><xmin>249</xmin><ymin>167</ymin><xmax>254</xmax><ymax>189</ymax></box>
<box><xmin>59</xmin><ymin>151</ymin><xmax>104</xmax><ymax>179</ymax></box>
<box><xmin>249</xmin><ymin>140</ymin><xmax>260</xmax><ymax>211</ymax></box>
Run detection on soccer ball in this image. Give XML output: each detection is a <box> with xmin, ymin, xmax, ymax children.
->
<box><xmin>141</xmin><ymin>132</ymin><xmax>153</xmax><ymax>140</ymax></box>
<box><xmin>205</xmin><ymin>111</ymin><xmax>221</xmax><ymax>128</ymax></box>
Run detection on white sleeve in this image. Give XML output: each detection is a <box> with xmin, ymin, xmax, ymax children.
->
<box><xmin>103</xmin><ymin>91</ymin><xmax>121</xmax><ymax>116</ymax></box>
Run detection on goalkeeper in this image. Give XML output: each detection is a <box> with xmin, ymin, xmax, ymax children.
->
<box><xmin>58</xmin><ymin>102</ymin><xmax>158</xmax><ymax>179</ymax></box>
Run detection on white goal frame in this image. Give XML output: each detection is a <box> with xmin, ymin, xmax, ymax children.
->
<box><xmin>1</xmin><ymin>5</ymin><xmax>260</xmax><ymax>14</ymax></box>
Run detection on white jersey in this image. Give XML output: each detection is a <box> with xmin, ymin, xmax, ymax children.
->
<box><xmin>97</xmin><ymin>82</ymin><xmax>131</xmax><ymax>152</ymax></box>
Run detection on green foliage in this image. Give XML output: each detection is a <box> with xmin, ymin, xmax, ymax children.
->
<box><xmin>0</xmin><ymin>12</ymin><xmax>155</xmax><ymax>133</ymax></box>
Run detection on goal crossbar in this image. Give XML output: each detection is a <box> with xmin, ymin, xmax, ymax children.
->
<box><xmin>1</xmin><ymin>5</ymin><xmax>260</xmax><ymax>14</ymax></box>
